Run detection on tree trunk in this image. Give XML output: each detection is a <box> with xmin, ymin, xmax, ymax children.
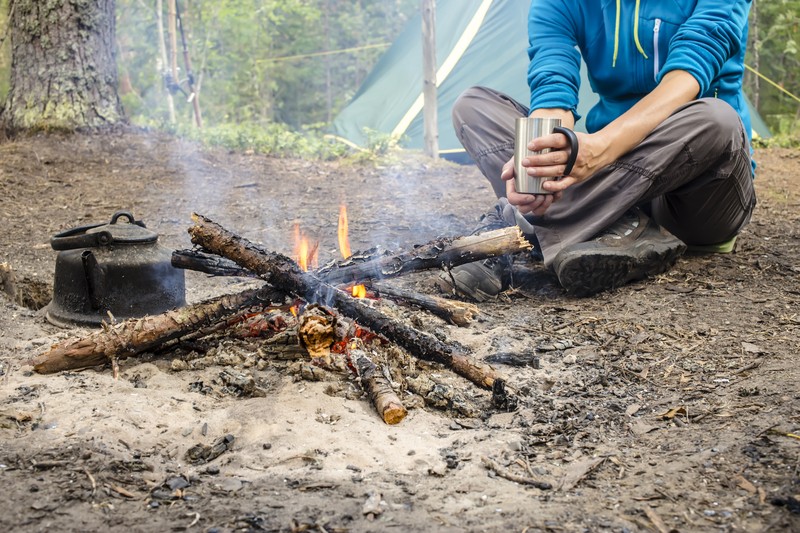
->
<box><xmin>2</xmin><ymin>0</ymin><xmax>124</xmax><ymax>131</ymax></box>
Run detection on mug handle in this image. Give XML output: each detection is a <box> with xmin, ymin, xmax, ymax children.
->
<box><xmin>552</xmin><ymin>126</ymin><xmax>579</xmax><ymax>177</ymax></box>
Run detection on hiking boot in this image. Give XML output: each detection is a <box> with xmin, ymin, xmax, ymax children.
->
<box><xmin>552</xmin><ymin>208</ymin><xmax>686</xmax><ymax>296</ymax></box>
<box><xmin>437</xmin><ymin>203</ymin><xmax>513</xmax><ymax>301</ymax></box>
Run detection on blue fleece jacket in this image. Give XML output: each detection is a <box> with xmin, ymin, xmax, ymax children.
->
<box><xmin>527</xmin><ymin>0</ymin><xmax>752</xmax><ymax>141</ymax></box>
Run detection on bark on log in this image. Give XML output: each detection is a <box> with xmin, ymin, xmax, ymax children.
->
<box><xmin>172</xmin><ymin>249</ymin><xmax>256</xmax><ymax>278</ymax></box>
<box><xmin>30</xmin><ymin>288</ymin><xmax>265</xmax><ymax>374</ymax></box>
<box><xmin>188</xmin><ymin>214</ymin><xmax>504</xmax><ymax>390</ymax></box>
<box><xmin>353</xmin><ymin>349</ymin><xmax>407</xmax><ymax>425</ymax></box>
<box><xmin>316</xmin><ymin>227</ymin><xmax>531</xmax><ymax>286</ymax></box>
<box><xmin>371</xmin><ymin>283</ymin><xmax>479</xmax><ymax>327</ymax></box>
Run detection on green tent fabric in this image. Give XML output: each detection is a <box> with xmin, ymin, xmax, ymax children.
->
<box><xmin>330</xmin><ymin>0</ymin><xmax>769</xmax><ymax>162</ymax></box>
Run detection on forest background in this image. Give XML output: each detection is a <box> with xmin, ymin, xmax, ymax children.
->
<box><xmin>0</xmin><ymin>0</ymin><xmax>797</xmax><ymax>154</ymax></box>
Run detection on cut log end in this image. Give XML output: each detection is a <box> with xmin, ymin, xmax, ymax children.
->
<box><xmin>382</xmin><ymin>404</ymin><xmax>408</xmax><ymax>425</ymax></box>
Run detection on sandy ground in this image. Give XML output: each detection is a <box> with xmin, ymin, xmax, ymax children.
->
<box><xmin>0</xmin><ymin>131</ymin><xmax>798</xmax><ymax>532</ymax></box>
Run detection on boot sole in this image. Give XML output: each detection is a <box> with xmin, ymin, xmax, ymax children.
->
<box><xmin>436</xmin><ymin>269</ymin><xmax>500</xmax><ymax>302</ymax></box>
<box><xmin>555</xmin><ymin>239</ymin><xmax>686</xmax><ymax>297</ymax></box>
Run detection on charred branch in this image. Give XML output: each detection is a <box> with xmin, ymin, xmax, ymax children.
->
<box><xmin>353</xmin><ymin>349</ymin><xmax>407</xmax><ymax>425</ymax></box>
<box><xmin>30</xmin><ymin>288</ymin><xmax>267</xmax><ymax>374</ymax></box>
<box><xmin>371</xmin><ymin>282</ymin><xmax>479</xmax><ymax>327</ymax></box>
<box><xmin>188</xmin><ymin>213</ymin><xmax>505</xmax><ymax>390</ymax></box>
<box><xmin>316</xmin><ymin>227</ymin><xmax>531</xmax><ymax>286</ymax></box>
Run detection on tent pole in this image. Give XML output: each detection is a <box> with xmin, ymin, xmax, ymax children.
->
<box><xmin>422</xmin><ymin>0</ymin><xmax>439</xmax><ymax>158</ymax></box>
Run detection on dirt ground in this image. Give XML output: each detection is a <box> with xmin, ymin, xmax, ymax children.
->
<box><xmin>0</xmin><ymin>130</ymin><xmax>798</xmax><ymax>532</ymax></box>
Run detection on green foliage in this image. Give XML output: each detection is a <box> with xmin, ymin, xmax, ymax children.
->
<box><xmin>176</xmin><ymin>121</ymin><xmax>352</xmax><ymax>160</ymax></box>
<box><xmin>2</xmin><ymin>1</ymin><xmax>797</xmax><ymax>150</ymax></box>
<box><xmin>753</xmin><ymin>130</ymin><xmax>800</xmax><ymax>148</ymax></box>
<box><xmin>746</xmin><ymin>0</ymin><xmax>800</xmax><ymax>137</ymax></box>
<box><xmin>114</xmin><ymin>0</ymin><xmax>417</xmax><ymax>138</ymax></box>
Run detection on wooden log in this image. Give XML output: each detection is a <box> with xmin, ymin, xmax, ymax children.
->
<box><xmin>173</xmin><ymin>252</ymin><xmax>479</xmax><ymax>326</ymax></box>
<box><xmin>172</xmin><ymin>249</ymin><xmax>256</xmax><ymax>278</ymax></box>
<box><xmin>316</xmin><ymin>226</ymin><xmax>531</xmax><ymax>286</ymax></box>
<box><xmin>188</xmin><ymin>213</ymin><xmax>505</xmax><ymax>390</ymax></box>
<box><xmin>30</xmin><ymin>288</ymin><xmax>265</xmax><ymax>374</ymax></box>
<box><xmin>353</xmin><ymin>349</ymin><xmax>407</xmax><ymax>425</ymax></box>
<box><xmin>371</xmin><ymin>282</ymin><xmax>479</xmax><ymax>326</ymax></box>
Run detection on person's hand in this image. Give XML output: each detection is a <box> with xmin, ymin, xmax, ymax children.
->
<box><xmin>500</xmin><ymin>155</ymin><xmax>561</xmax><ymax>216</ymax></box>
<box><xmin>523</xmin><ymin>130</ymin><xmax>610</xmax><ymax>193</ymax></box>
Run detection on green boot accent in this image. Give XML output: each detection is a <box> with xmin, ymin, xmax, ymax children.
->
<box><xmin>686</xmin><ymin>236</ymin><xmax>737</xmax><ymax>254</ymax></box>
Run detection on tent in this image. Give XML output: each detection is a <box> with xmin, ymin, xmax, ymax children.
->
<box><xmin>330</xmin><ymin>0</ymin><xmax>770</xmax><ymax>162</ymax></box>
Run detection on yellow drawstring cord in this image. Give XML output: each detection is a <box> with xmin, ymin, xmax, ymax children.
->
<box><xmin>613</xmin><ymin>0</ymin><xmax>621</xmax><ymax>67</ymax></box>
<box><xmin>633</xmin><ymin>0</ymin><xmax>648</xmax><ymax>59</ymax></box>
<box><xmin>613</xmin><ymin>0</ymin><xmax>649</xmax><ymax>67</ymax></box>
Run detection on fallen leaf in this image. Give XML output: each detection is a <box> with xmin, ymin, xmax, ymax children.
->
<box><xmin>631</xmin><ymin>420</ymin><xmax>659</xmax><ymax>436</ymax></box>
<box><xmin>734</xmin><ymin>474</ymin><xmax>757</xmax><ymax>494</ymax></box>
<box><xmin>626</xmin><ymin>403</ymin><xmax>642</xmax><ymax>416</ymax></box>
<box><xmin>659</xmin><ymin>406</ymin><xmax>688</xmax><ymax>420</ymax></box>
<box><xmin>741</xmin><ymin>342</ymin><xmax>766</xmax><ymax>354</ymax></box>
<box><xmin>557</xmin><ymin>457</ymin><xmax>605</xmax><ymax>491</ymax></box>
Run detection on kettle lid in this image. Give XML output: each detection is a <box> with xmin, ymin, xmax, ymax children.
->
<box><xmin>51</xmin><ymin>211</ymin><xmax>158</xmax><ymax>251</ymax></box>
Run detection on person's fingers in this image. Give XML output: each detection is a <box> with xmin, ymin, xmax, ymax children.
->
<box><xmin>530</xmin><ymin>194</ymin><xmax>556</xmax><ymax>216</ymax></box>
<box><xmin>523</xmin><ymin>148</ymin><xmax>569</xmax><ymax>168</ymax></box>
<box><xmin>522</xmin><ymin>164</ymin><xmax>568</xmax><ymax>179</ymax></box>
<box><xmin>500</xmin><ymin>159</ymin><xmax>515</xmax><ymax>181</ymax></box>
<box><xmin>542</xmin><ymin>176</ymin><xmax>577</xmax><ymax>193</ymax></box>
<box><xmin>513</xmin><ymin>193</ymin><xmax>547</xmax><ymax>214</ymax></box>
<box><xmin>528</xmin><ymin>132</ymin><xmax>569</xmax><ymax>152</ymax></box>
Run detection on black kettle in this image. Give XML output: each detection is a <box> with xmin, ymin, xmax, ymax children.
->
<box><xmin>45</xmin><ymin>210</ymin><xmax>186</xmax><ymax>327</ymax></box>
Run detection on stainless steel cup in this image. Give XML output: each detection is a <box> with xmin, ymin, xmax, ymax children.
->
<box><xmin>514</xmin><ymin>117</ymin><xmax>562</xmax><ymax>195</ymax></box>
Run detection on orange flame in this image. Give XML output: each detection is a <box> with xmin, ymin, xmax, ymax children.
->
<box><xmin>338</xmin><ymin>205</ymin><xmax>366</xmax><ymax>298</ymax></box>
<box><xmin>338</xmin><ymin>204</ymin><xmax>352</xmax><ymax>260</ymax></box>
<box><xmin>352</xmin><ymin>284</ymin><xmax>366</xmax><ymax>298</ymax></box>
<box><xmin>292</xmin><ymin>222</ymin><xmax>318</xmax><ymax>272</ymax></box>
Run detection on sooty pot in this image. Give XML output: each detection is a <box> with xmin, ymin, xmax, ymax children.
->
<box><xmin>46</xmin><ymin>210</ymin><xmax>186</xmax><ymax>327</ymax></box>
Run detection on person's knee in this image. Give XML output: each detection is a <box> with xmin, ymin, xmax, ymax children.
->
<box><xmin>451</xmin><ymin>86</ymin><xmax>493</xmax><ymax>129</ymax></box>
<box><xmin>694</xmin><ymin>98</ymin><xmax>745</xmax><ymax>146</ymax></box>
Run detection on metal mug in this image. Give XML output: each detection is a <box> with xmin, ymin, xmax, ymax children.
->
<box><xmin>514</xmin><ymin>117</ymin><xmax>579</xmax><ymax>194</ymax></box>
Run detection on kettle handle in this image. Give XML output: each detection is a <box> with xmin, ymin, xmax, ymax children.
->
<box><xmin>50</xmin><ymin>211</ymin><xmax>145</xmax><ymax>251</ymax></box>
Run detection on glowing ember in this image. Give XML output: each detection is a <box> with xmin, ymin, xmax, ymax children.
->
<box><xmin>352</xmin><ymin>284</ymin><xmax>366</xmax><ymax>298</ymax></box>
<box><xmin>338</xmin><ymin>204</ymin><xmax>352</xmax><ymax>259</ymax></box>
<box><xmin>292</xmin><ymin>222</ymin><xmax>318</xmax><ymax>272</ymax></box>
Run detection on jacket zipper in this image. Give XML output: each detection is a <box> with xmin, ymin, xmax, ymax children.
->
<box><xmin>653</xmin><ymin>18</ymin><xmax>661</xmax><ymax>81</ymax></box>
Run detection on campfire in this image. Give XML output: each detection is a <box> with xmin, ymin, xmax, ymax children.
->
<box><xmin>30</xmin><ymin>210</ymin><xmax>533</xmax><ymax>424</ymax></box>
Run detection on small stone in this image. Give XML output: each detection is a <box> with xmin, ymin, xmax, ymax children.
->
<box><xmin>166</xmin><ymin>476</ymin><xmax>190</xmax><ymax>491</ymax></box>
<box><xmin>218</xmin><ymin>477</ymin><xmax>243</xmax><ymax>492</ymax></box>
<box><xmin>170</xmin><ymin>359</ymin><xmax>189</xmax><ymax>372</ymax></box>
<box><xmin>262</xmin><ymin>442</ymin><xmax>272</xmax><ymax>450</ymax></box>
<box><xmin>562</xmin><ymin>353</ymin><xmax>578</xmax><ymax>365</ymax></box>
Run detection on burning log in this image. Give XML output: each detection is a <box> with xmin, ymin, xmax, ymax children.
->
<box><xmin>30</xmin><ymin>288</ymin><xmax>269</xmax><ymax>374</ymax></box>
<box><xmin>316</xmin><ymin>226</ymin><xmax>531</xmax><ymax>286</ymax></box>
<box><xmin>172</xmin><ymin>251</ymin><xmax>478</xmax><ymax>327</ymax></box>
<box><xmin>171</xmin><ymin>249</ymin><xmax>256</xmax><ymax>278</ymax></box>
<box><xmin>353</xmin><ymin>349</ymin><xmax>407</xmax><ymax>425</ymax></box>
<box><xmin>188</xmin><ymin>214</ymin><xmax>505</xmax><ymax>390</ymax></box>
<box><xmin>371</xmin><ymin>283</ymin><xmax>479</xmax><ymax>327</ymax></box>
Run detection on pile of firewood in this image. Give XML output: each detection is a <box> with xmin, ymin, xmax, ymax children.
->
<box><xmin>30</xmin><ymin>214</ymin><xmax>532</xmax><ymax>424</ymax></box>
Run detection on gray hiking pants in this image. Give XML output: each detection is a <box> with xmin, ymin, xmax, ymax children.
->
<box><xmin>452</xmin><ymin>87</ymin><xmax>757</xmax><ymax>266</ymax></box>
